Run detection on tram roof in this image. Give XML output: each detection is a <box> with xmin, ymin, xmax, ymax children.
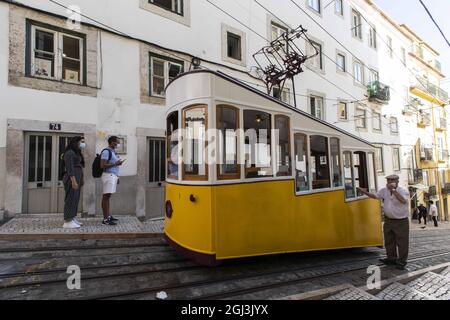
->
<box><xmin>166</xmin><ymin>69</ymin><xmax>374</xmax><ymax>148</ymax></box>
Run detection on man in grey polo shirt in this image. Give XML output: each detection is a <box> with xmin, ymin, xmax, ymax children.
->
<box><xmin>358</xmin><ymin>174</ymin><xmax>410</xmax><ymax>270</ymax></box>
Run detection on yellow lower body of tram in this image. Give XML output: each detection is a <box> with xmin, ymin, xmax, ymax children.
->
<box><xmin>164</xmin><ymin>180</ymin><xmax>383</xmax><ymax>266</ymax></box>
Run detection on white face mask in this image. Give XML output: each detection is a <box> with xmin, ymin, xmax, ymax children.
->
<box><xmin>79</xmin><ymin>142</ymin><xmax>86</xmax><ymax>150</ymax></box>
<box><xmin>116</xmin><ymin>144</ymin><xmax>121</xmax><ymax>149</ymax></box>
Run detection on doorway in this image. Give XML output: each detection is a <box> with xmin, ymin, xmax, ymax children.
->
<box><xmin>146</xmin><ymin>137</ymin><xmax>166</xmax><ymax>219</ymax></box>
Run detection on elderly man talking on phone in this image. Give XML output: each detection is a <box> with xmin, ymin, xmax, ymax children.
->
<box><xmin>357</xmin><ymin>174</ymin><xmax>410</xmax><ymax>270</ymax></box>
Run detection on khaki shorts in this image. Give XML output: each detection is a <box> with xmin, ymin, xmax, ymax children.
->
<box><xmin>102</xmin><ymin>173</ymin><xmax>118</xmax><ymax>194</ymax></box>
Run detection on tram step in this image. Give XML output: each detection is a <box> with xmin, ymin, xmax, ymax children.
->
<box><xmin>376</xmin><ymin>282</ymin><xmax>431</xmax><ymax>300</ymax></box>
<box><xmin>323</xmin><ymin>286</ymin><xmax>379</xmax><ymax>300</ymax></box>
<box><xmin>405</xmin><ymin>272</ymin><xmax>450</xmax><ymax>300</ymax></box>
<box><xmin>440</xmin><ymin>266</ymin><xmax>450</xmax><ymax>279</ymax></box>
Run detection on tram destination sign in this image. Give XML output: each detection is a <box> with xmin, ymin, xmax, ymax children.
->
<box><xmin>49</xmin><ymin>123</ymin><xmax>62</xmax><ymax>131</ymax></box>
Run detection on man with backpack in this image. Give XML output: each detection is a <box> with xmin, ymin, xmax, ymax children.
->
<box><xmin>94</xmin><ymin>136</ymin><xmax>125</xmax><ymax>226</ymax></box>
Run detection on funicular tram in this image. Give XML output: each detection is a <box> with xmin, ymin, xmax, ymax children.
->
<box><xmin>164</xmin><ymin>70</ymin><xmax>383</xmax><ymax>266</ymax></box>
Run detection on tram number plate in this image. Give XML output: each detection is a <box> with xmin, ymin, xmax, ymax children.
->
<box><xmin>49</xmin><ymin>123</ymin><xmax>62</xmax><ymax>131</ymax></box>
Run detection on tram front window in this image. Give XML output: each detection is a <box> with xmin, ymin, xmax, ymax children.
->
<box><xmin>275</xmin><ymin>115</ymin><xmax>291</xmax><ymax>176</ymax></box>
<box><xmin>217</xmin><ymin>106</ymin><xmax>239</xmax><ymax>179</ymax></box>
<box><xmin>294</xmin><ymin>133</ymin><xmax>309</xmax><ymax>192</ymax></box>
<box><xmin>167</xmin><ymin>111</ymin><xmax>179</xmax><ymax>179</ymax></box>
<box><xmin>244</xmin><ymin>110</ymin><xmax>272</xmax><ymax>178</ymax></box>
<box><xmin>310</xmin><ymin>135</ymin><xmax>331</xmax><ymax>190</ymax></box>
<box><xmin>183</xmin><ymin>105</ymin><xmax>208</xmax><ymax>180</ymax></box>
<box><xmin>330</xmin><ymin>138</ymin><xmax>343</xmax><ymax>187</ymax></box>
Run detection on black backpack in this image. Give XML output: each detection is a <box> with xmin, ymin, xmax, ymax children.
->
<box><xmin>92</xmin><ymin>148</ymin><xmax>112</xmax><ymax>178</ymax></box>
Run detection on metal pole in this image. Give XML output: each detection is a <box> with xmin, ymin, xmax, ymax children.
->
<box><xmin>292</xmin><ymin>77</ymin><xmax>297</xmax><ymax>109</ymax></box>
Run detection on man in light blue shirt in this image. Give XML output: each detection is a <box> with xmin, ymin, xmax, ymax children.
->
<box><xmin>100</xmin><ymin>136</ymin><xmax>125</xmax><ymax>225</ymax></box>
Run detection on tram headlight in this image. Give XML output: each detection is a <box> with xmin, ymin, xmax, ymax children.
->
<box><xmin>165</xmin><ymin>200</ymin><xmax>173</xmax><ymax>219</ymax></box>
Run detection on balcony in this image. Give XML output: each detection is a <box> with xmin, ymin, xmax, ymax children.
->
<box><xmin>411</xmin><ymin>76</ymin><xmax>449</xmax><ymax>106</ymax></box>
<box><xmin>408</xmin><ymin>168</ymin><xmax>423</xmax><ymax>184</ymax></box>
<box><xmin>442</xmin><ymin>183</ymin><xmax>450</xmax><ymax>195</ymax></box>
<box><xmin>428</xmin><ymin>186</ymin><xmax>437</xmax><ymax>197</ymax></box>
<box><xmin>417</xmin><ymin>113</ymin><xmax>431</xmax><ymax>127</ymax></box>
<box><xmin>367</xmin><ymin>81</ymin><xmax>391</xmax><ymax>104</ymax></box>
<box><xmin>420</xmin><ymin>147</ymin><xmax>433</xmax><ymax>161</ymax></box>
<box><xmin>436</xmin><ymin>118</ymin><xmax>447</xmax><ymax>131</ymax></box>
<box><xmin>403</xmin><ymin>97</ymin><xmax>422</xmax><ymax>115</ymax></box>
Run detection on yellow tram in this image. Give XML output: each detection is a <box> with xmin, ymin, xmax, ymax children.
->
<box><xmin>164</xmin><ymin>70</ymin><xmax>383</xmax><ymax>266</ymax></box>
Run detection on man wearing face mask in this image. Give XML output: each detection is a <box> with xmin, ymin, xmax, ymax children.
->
<box><xmin>100</xmin><ymin>136</ymin><xmax>125</xmax><ymax>226</ymax></box>
<box><xmin>357</xmin><ymin>175</ymin><xmax>410</xmax><ymax>270</ymax></box>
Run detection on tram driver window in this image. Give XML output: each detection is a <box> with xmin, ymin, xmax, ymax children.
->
<box><xmin>275</xmin><ymin>115</ymin><xmax>291</xmax><ymax>176</ymax></box>
<box><xmin>167</xmin><ymin>111</ymin><xmax>179</xmax><ymax>179</ymax></box>
<box><xmin>310</xmin><ymin>135</ymin><xmax>331</xmax><ymax>190</ymax></box>
<box><xmin>354</xmin><ymin>152</ymin><xmax>369</xmax><ymax>197</ymax></box>
<box><xmin>294</xmin><ymin>133</ymin><xmax>310</xmax><ymax>192</ymax></box>
<box><xmin>344</xmin><ymin>151</ymin><xmax>355</xmax><ymax>198</ymax></box>
<box><xmin>217</xmin><ymin>106</ymin><xmax>239</xmax><ymax>180</ymax></box>
<box><xmin>183</xmin><ymin>106</ymin><xmax>208</xmax><ymax>180</ymax></box>
<box><xmin>244</xmin><ymin>110</ymin><xmax>273</xmax><ymax>178</ymax></box>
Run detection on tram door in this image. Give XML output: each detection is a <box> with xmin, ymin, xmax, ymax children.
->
<box><xmin>24</xmin><ymin>133</ymin><xmax>83</xmax><ymax>214</ymax></box>
<box><xmin>146</xmin><ymin>138</ymin><xmax>166</xmax><ymax>219</ymax></box>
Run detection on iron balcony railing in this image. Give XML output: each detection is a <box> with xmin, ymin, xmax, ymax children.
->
<box><xmin>408</xmin><ymin>168</ymin><xmax>423</xmax><ymax>184</ymax></box>
<box><xmin>442</xmin><ymin>183</ymin><xmax>450</xmax><ymax>195</ymax></box>
<box><xmin>367</xmin><ymin>81</ymin><xmax>391</xmax><ymax>104</ymax></box>
<box><xmin>428</xmin><ymin>186</ymin><xmax>437</xmax><ymax>197</ymax></box>
<box><xmin>415</xmin><ymin>76</ymin><xmax>449</xmax><ymax>103</ymax></box>
<box><xmin>417</xmin><ymin>113</ymin><xmax>431</xmax><ymax>126</ymax></box>
<box><xmin>420</xmin><ymin>147</ymin><xmax>433</xmax><ymax>161</ymax></box>
<box><xmin>438</xmin><ymin>118</ymin><xmax>447</xmax><ymax>130</ymax></box>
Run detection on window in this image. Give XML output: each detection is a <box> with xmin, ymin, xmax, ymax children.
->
<box><xmin>354</xmin><ymin>152</ymin><xmax>368</xmax><ymax>197</ymax></box>
<box><xmin>310</xmin><ymin>135</ymin><xmax>330</xmax><ymax>190</ymax></box>
<box><xmin>30</xmin><ymin>25</ymin><xmax>84</xmax><ymax>84</ymax></box>
<box><xmin>310</xmin><ymin>95</ymin><xmax>324</xmax><ymax>120</ymax></box>
<box><xmin>217</xmin><ymin>106</ymin><xmax>239</xmax><ymax>180</ymax></box>
<box><xmin>271</xmin><ymin>21</ymin><xmax>288</xmax><ymax>42</ymax></box>
<box><xmin>369</xmin><ymin>26</ymin><xmax>377</xmax><ymax>49</ymax></box>
<box><xmin>401</xmin><ymin>47</ymin><xmax>406</xmax><ymax>65</ymax></box>
<box><xmin>336</xmin><ymin>53</ymin><xmax>346</xmax><ymax>73</ymax></box>
<box><xmin>369</xmin><ymin>69</ymin><xmax>379</xmax><ymax>84</ymax></box>
<box><xmin>423</xmin><ymin>170</ymin><xmax>429</xmax><ymax>186</ymax></box>
<box><xmin>244</xmin><ymin>110</ymin><xmax>272</xmax><ymax>178</ymax></box>
<box><xmin>150</xmin><ymin>0</ymin><xmax>183</xmax><ymax>15</ymax></box>
<box><xmin>373</xmin><ymin>112</ymin><xmax>382</xmax><ymax>131</ymax></box>
<box><xmin>149</xmin><ymin>138</ymin><xmax>166</xmax><ymax>183</ymax></box>
<box><xmin>227</xmin><ymin>32</ymin><xmax>242</xmax><ymax>61</ymax></box>
<box><xmin>387</xmin><ymin>36</ymin><xmax>393</xmax><ymax>58</ymax></box>
<box><xmin>150</xmin><ymin>55</ymin><xmax>183</xmax><ymax>97</ymax></box>
<box><xmin>183</xmin><ymin>106</ymin><xmax>208</xmax><ymax>180</ymax></box>
<box><xmin>167</xmin><ymin>111</ymin><xmax>179</xmax><ymax>179</ymax></box>
<box><xmin>351</xmin><ymin>10</ymin><xmax>362</xmax><ymax>39</ymax></box>
<box><xmin>393</xmin><ymin>148</ymin><xmax>400</xmax><ymax>171</ymax></box>
<box><xmin>390</xmin><ymin>117</ymin><xmax>398</xmax><ymax>134</ymax></box>
<box><xmin>275</xmin><ymin>115</ymin><xmax>291</xmax><ymax>176</ymax></box>
<box><xmin>273</xmin><ymin>87</ymin><xmax>291</xmax><ymax>104</ymax></box>
<box><xmin>335</xmin><ymin>0</ymin><xmax>344</xmax><ymax>16</ymax></box>
<box><xmin>375</xmin><ymin>147</ymin><xmax>384</xmax><ymax>173</ymax></box>
<box><xmin>343</xmin><ymin>151</ymin><xmax>355</xmax><ymax>198</ymax></box>
<box><xmin>308</xmin><ymin>0</ymin><xmax>321</xmax><ymax>13</ymax></box>
<box><xmin>330</xmin><ymin>138</ymin><xmax>342</xmax><ymax>187</ymax></box>
<box><xmin>338</xmin><ymin>102</ymin><xmax>348</xmax><ymax>120</ymax></box>
<box><xmin>355</xmin><ymin>107</ymin><xmax>366</xmax><ymax>129</ymax></box>
<box><xmin>367</xmin><ymin>153</ymin><xmax>377</xmax><ymax>192</ymax></box>
<box><xmin>308</xmin><ymin>41</ymin><xmax>323</xmax><ymax>70</ymax></box>
<box><xmin>353</xmin><ymin>60</ymin><xmax>364</xmax><ymax>84</ymax></box>
<box><xmin>295</xmin><ymin>133</ymin><xmax>310</xmax><ymax>192</ymax></box>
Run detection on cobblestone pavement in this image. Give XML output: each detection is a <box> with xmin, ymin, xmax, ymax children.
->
<box><xmin>324</xmin><ymin>286</ymin><xmax>379</xmax><ymax>300</ymax></box>
<box><xmin>375</xmin><ymin>282</ymin><xmax>430</xmax><ymax>300</ymax></box>
<box><xmin>406</xmin><ymin>272</ymin><xmax>450</xmax><ymax>300</ymax></box>
<box><xmin>0</xmin><ymin>215</ymin><xmax>164</xmax><ymax>235</ymax></box>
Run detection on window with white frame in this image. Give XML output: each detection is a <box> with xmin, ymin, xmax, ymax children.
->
<box><xmin>30</xmin><ymin>24</ymin><xmax>84</xmax><ymax>84</ymax></box>
<box><xmin>369</xmin><ymin>69</ymin><xmax>379</xmax><ymax>84</ymax></box>
<box><xmin>353</xmin><ymin>60</ymin><xmax>364</xmax><ymax>84</ymax></box>
<box><xmin>338</xmin><ymin>102</ymin><xmax>348</xmax><ymax>120</ymax></box>
<box><xmin>271</xmin><ymin>21</ymin><xmax>288</xmax><ymax>42</ymax></box>
<box><xmin>307</xmin><ymin>40</ymin><xmax>323</xmax><ymax>70</ymax></box>
<box><xmin>369</xmin><ymin>25</ymin><xmax>377</xmax><ymax>49</ymax></box>
<box><xmin>149</xmin><ymin>0</ymin><xmax>183</xmax><ymax>15</ymax></box>
<box><xmin>308</xmin><ymin>0</ymin><xmax>321</xmax><ymax>13</ymax></box>
<box><xmin>393</xmin><ymin>148</ymin><xmax>400</xmax><ymax>171</ymax></box>
<box><xmin>310</xmin><ymin>135</ymin><xmax>330</xmax><ymax>190</ymax></box>
<box><xmin>310</xmin><ymin>95</ymin><xmax>324</xmax><ymax>120</ymax></box>
<box><xmin>375</xmin><ymin>146</ymin><xmax>384</xmax><ymax>173</ymax></box>
<box><xmin>335</xmin><ymin>0</ymin><xmax>344</xmax><ymax>16</ymax></box>
<box><xmin>373</xmin><ymin>112</ymin><xmax>382</xmax><ymax>131</ymax></box>
<box><xmin>401</xmin><ymin>47</ymin><xmax>406</xmax><ymax>65</ymax></box>
<box><xmin>390</xmin><ymin>117</ymin><xmax>399</xmax><ymax>134</ymax></box>
<box><xmin>273</xmin><ymin>87</ymin><xmax>291</xmax><ymax>104</ymax></box>
<box><xmin>355</xmin><ymin>107</ymin><xmax>366</xmax><ymax>128</ymax></box>
<box><xmin>343</xmin><ymin>151</ymin><xmax>355</xmax><ymax>198</ymax></box>
<box><xmin>150</xmin><ymin>55</ymin><xmax>183</xmax><ymax>97</ymax></box>
<box><xmin>336</xmin><ymin>53</ymin><xmax>346</xmax><ymax>72</ymax></box>
<box><xmin>351</xmin><ymin>10</ymin><xmax>362</xmax><ymax>39</ymax></box>
<box><xmin>387</xmin><ymin>36</ymin><xmax>393</xmax><ymax>58</ymax></box>
<box><xmin>294</xmin><ymin>133</ymin><xmax>310</xmax><ymax>192</ymax></box>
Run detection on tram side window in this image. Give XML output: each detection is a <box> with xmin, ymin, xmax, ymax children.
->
<box><xmin>367</xmin><ymin>152</ymin><xmax>377</xmax><ymax>192</ymax></box>
<box><xmin>275</xmin><ymin>115</ymin><xmax>291</xmax><ymax>176</ymax></box>
<box><xmin>294</xmin><ymin>133</ymin><xmax>310</xmax><ymax>192</ymax></box>
<box><xmin>343</xmin><ymin>151</ymin><xmax>355</xmax><ymax>198</ymax></box>
<box><xmin>244</xmin><ymin>110</ymin><xmax>273</xmax><ymax>178</ymax></box>
<box><xmin>330</xmin><ymin>138</ymin><xmax>343</xmax><ymax>187</ymax></box>
<box><xmin>217</xmin><ymin>106</ymin><xmax>239</xmax><ymax>179</ymax></box>
<box><xmin>354</xmin><ymin>152</ymin><xmax>369</xmax><ymax>197</ymax></box>
<box><xmin>310</xmin><ymin>135</ymin><xmax>331</xmax><ymax>190</ymax></box>
<box><xmin>183</xmin><ymin>106</ymin><xmax>208</xmax><ymax>180</ymax></box>
<box><xmin>167</xmin><ymin>111</ymin><xmax>179</xmax><ymax>179</ymax></box>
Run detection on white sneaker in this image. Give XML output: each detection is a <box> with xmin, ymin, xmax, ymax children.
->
<box><xmin>63</xmin><ymin>220</ymin><xmax>81</xmax><ymax>229</ymax></box>
<box><xmin>73</xmin><ymin>217</ymin><xmax>83</xmax><ymax>226</ymax></box>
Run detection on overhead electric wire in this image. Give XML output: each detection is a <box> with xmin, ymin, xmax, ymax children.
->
<box><xmin>418</xmin><ymin>0</ymin><xmax>450</xmax><ymax>48</ymax></box>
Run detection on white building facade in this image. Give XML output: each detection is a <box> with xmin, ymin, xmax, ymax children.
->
<box><xmin>0</xmin><ymin>0</ymin><xmax>446</xmax><ymax>219</ymax></box>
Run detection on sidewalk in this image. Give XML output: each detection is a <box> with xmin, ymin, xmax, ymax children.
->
<box><xmin>0</xmin><ymin>214</ymin><xmax>164</xmax><ymax>240</ymax></box>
